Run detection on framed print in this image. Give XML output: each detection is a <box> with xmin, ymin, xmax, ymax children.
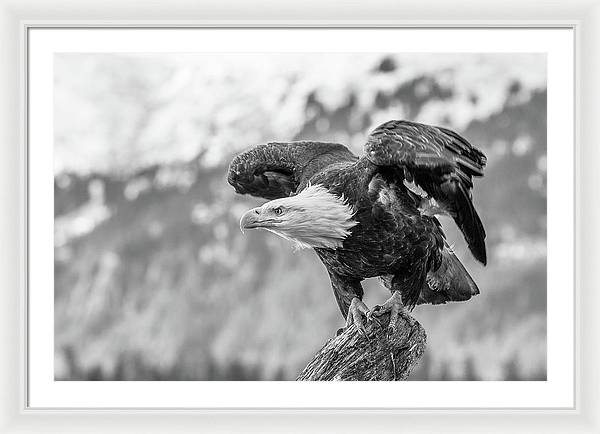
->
<box><xmin>26</xmin><ymin>25</ymin><xmax>573</xmax><ymax>408</ymax></box>
<box><xmin>0</xmin><ymin>0</ymin><xmax>599</xmax><ymax>432</ymax></box>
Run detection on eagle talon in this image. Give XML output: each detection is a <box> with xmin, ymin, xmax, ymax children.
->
<box><xmin>373</xmin><ymin>291</ymin><xmax>405</xmax><ymax>336</ymax></box>
<box><xmin>371</xmin><ymin>304</ymin><xmax>384</xmax><ymax>316</ymax></box>
<box><xmin>365</xmin><ymin>310</ymin><xmax>382</xmax><ymax>328</ymax></box>
<box><xmin>346</xmin><ymin>297</ymin><xmax>372</xmax><ymax>340</ymax></box>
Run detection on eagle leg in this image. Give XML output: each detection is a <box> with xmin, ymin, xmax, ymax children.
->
<box><xmin>371</xmin><ymin>291</ymin><xmax>405</xmax><ymax>334</ymax></box>
<box><xmin>346</xmin><ymin>297</ymin><xmax>378</xmax><ymax>339</ymax></box>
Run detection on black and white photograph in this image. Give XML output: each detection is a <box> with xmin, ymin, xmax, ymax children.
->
<box><xmin>52</xmin><ymin>50</ymin><xmax>548</xmax><ymax>382</ymax></box>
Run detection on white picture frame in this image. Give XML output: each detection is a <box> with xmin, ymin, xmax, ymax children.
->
<box><xmin>1</xmin><ymin>0</ymin><xmax>597</xmax><ymax>432</ymax></box>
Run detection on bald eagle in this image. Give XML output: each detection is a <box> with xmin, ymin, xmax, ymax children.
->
<box><xmin>228</xmin><ymin>120</ymin><xmax>486</xmax><ymax>333</ymax></box>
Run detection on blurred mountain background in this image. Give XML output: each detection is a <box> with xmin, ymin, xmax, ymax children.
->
<box><xmin>54</xmin><ymin>53</ymin><xmax>547</xmax><ymax>381</ymax></box>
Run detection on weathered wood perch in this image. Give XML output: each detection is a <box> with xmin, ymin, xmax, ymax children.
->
<box><xmin>297</xmin><ymin>311</ymin><xmax>426</xmax><ymax>381</ymax></box>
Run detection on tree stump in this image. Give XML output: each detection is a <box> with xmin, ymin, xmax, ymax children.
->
<box><xmin>297</xmin><ymin>311</ymin><xmax>426</xmax><ymax>381</ymax></box>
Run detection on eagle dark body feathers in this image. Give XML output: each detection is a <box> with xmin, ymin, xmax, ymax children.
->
<box><xmin>312</xmin><ymin>165</ymin><xmax>448</xmax><ymax>311</ymax></box>
<box><xmin>228</xmin><ymin>120</ymin><xmax>486</xmax><ymax>318</ymax></box>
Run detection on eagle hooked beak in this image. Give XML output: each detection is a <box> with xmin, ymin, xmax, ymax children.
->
<box><xmin>239</xmin><ymin>207</ymin><xmax>263</xmax><ymax>233</ymax></box>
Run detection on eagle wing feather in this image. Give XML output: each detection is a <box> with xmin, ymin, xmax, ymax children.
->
<box><xmin>227</xmin><ymin>141</ymin><xmax>357</xmax><ymax>200</ymax></box>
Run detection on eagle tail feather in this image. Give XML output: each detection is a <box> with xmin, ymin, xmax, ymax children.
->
<box><xmin>419</xmin><ymin>246</ymin><xmax>480</xmax><ymax>305</ymax></box>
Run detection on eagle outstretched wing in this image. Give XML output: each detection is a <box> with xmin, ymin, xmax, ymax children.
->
<box><xmin>365</xmin><ymin>120</ymin><xmax>487</xmax><ymax>264</ymax></box>
<box><xmin>228</xmin><ymin>141</ymin><xmax>357</xmax><ymax>200</ymax></box>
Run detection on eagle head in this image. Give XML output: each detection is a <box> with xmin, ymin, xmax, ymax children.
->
<box><xmin>239</xmin><ymin>184</ymin><xmax>358</xmax><ymax>249</ymax></box>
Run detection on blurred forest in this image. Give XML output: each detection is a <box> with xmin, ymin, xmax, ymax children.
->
<box><xmin>54</xmin><ymin>53</ymin><xmax>547</xmax><ymax>381</ymax></box>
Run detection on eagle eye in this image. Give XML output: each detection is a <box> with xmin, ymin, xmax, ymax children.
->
<box><xmin>273</xmin><ymin>207</ymin><xmax>283</xmax><ymax>215</ymax></box>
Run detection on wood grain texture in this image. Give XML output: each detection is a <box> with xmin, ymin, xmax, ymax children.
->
<box><xmin>297</xmin><ymin>311</ymin><xmax>426</xmax><ymax>381</ymax></box>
